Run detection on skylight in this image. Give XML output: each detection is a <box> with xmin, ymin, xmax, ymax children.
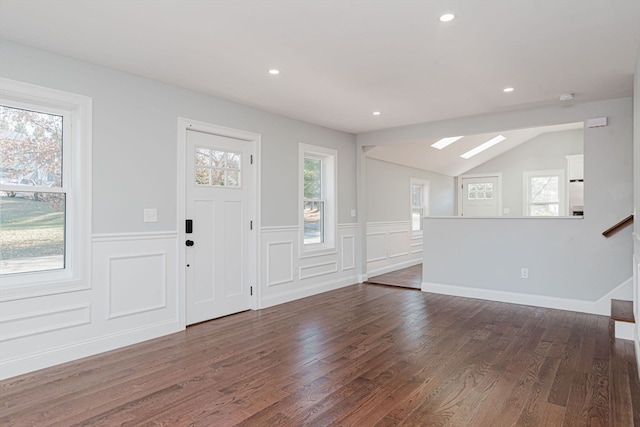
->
<box><xmin>460</xmin><ymin>135</ymin><xmax>506</xmax><ymax>159</ymax></box>
<box><xmin>431</xmin><ymin>136</ymin><xmax>463</xmax><ymax>150</ymax></box>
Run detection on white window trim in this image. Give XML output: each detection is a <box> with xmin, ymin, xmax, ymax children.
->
<box><xmin>523</xmin><ymin>169</ymin><xmax>566</xmax><ymax>217</ymax></box>
<box><xmin>299</xmin><ymin>143</ymin><xmax>337</xmax><ymax>256</ymax></box>
<box><xmin>410</xmin><ymin>178</ymin><xmax>429</xmax><ymax>234</ymax></box>
<box><xmin>0</xmin><ymin>78</ymin><xmax>92</xmax><ymax>301</ymax></box>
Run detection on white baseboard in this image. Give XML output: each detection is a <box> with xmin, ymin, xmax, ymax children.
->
<box><xmin>614</xmin><ymin>321</ymin><xmax>635</xmax><ymax>340</ymax></box>
<box><xmin>0</xmin><ymin>319</ymin><xmax>180</xmax><ymax>380</ymax></box>
<box><xmin>421</xmin><ymin>277</ymin><xmax>633</xmax><ymax>316</ymax></box>
<box><xmin>260</xmin><ymin>276</ymin><xmax>358</xmax><ymax>309</ymax></box>
<box><xmin>635</xmin><ymin>335</ymin><xmax>640</xmax><ymax>381</ymax></box>
<box><xmin>367</xmin><ymin>258</ymin><xmax>421</xmax><ymax>279</ymax></box>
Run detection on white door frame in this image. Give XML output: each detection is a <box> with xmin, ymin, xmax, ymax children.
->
<box><xmin>177</xmin><ymin>117</ymin><xmax>261</xmax><ymax>329</ymax></box>
<box><xmin>457</xmin><ymin>173</ymin><xmax>503</xmax><ymax>216</ymax></box>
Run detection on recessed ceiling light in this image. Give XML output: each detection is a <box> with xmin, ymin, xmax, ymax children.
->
<box><xmin>268</xmin><ymin>69</ymin><xmax>280</xmax><ymax>75</ymax></box>
<box><xmin>431</xmin><ymin>136</ymin><xmax>464</xmax><ymax>150</ymax></box>
<box><xmin>372</xmin><ymin>111</ymin><xmax>381</xmax><ymax>116</ymax></box>
<box><xmin>503</xmin><ymin>87</ymin><xmax>514</xmax><ymax>93</ymax></box>
<box><xmin>439</xmin><ymin>13</ymin><xmax>455</xmax><ymax>22</ymax></box>
<box><xmin>460</xmin><ymin>135</ymin><xmax>506</xmax><ymax>159</ymax></box>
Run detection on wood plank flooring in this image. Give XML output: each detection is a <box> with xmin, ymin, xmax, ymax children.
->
<box><xmin>366</xmin><ymin>264</ymin><xmax>422</xmax><ymax>289</ymax></box>
<box><xmin>1</xmin><ymin>284</ymin><xmax>639</xmax><ymax>426</ymax></box>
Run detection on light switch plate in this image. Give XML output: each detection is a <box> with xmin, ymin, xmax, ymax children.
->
<box><xmin>144</xmin><ymin>208</ymin><xmax>157</xmax><ymax>223</ymax></box>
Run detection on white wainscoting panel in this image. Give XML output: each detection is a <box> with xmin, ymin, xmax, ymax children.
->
<box><xmin>366</xmin><ymin>222</ymin><xmax>422</xmax><ymax>277</ymax></box>
<box><xmin>266</xmin><ymin>241</ymin><xmax>294</xmax><ymax>286</ymax></box>
<box><xmin>388</xmin><ymin>230</ymin><xmax>409</xmax><ymax>258</ymax></box>
<box><xmin>0</xmin><ymin>231</ymin><xmax>180</xmax><ymax>380</ymax></box>
<box><xmin>0</xmin><ymin>304</ymin><xmax>91</xmax><ymax>342</ymax></box>
<box><xmin>107</xmin><ymin>252</ymin><xmax>167</xmax><ymax>319</ymax></box>
<box><xmin>411</xmin><ymin>234</ymin><xmax>423</xmax><ymax>254</ymax></box>
<box><xmin>260</xmin><ymin>224</ymin><xmax>359</xmax><ymax>308</ymax></box>
<box><xmin>366</xmin><ymin>232</ymin><xmax>387</xmax><ymax>262</ymax></box>
<box><xmin>341</xmin><ymin>235</ymin><xmax>356</xmax><ymax>271</ymax></box>
<box><xmin>300</xmin><ymin>261</ymin><xmax>338</xmax><ymax>280</ymax></box>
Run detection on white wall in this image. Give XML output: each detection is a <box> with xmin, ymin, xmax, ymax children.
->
<box><xmin>0</xmin><ymin>40</ymin><xmax>359</xmax><ymax>379</ymax></box>
<box><xmin>364</xmin><ymin>157</ymin><xmax>454</xmax><ymax>276</ymax></box>
<box><xmin>464</xmin><ymin>128</ymin><xmax>583</xmax><ymax>216</ymax></box>
<box><xmin>360</xmin><ymin>97</ymin><xmax>633</xmax><ymax>312</ymax></box>
<box><xmin>421</xmin><ymin>98</ymin><xmax>633</xmax><ymax>312</ymax></box>
<box><xmin>366</xmin><ymin>157</ymin><xmax>455</xmax><ymax>220</ymax></box>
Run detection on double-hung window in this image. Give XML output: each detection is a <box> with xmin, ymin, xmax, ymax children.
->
<box><xmin>0</xmin><ymin>78</ymin><xmax>91</xmax><ymax>296</ymax></box>
<box><xmin>300</xmin><ymin>144</ymin><xmax>336</xmax><ymax>253</ymax></box>
<box><xmin>410</xmin><ymin>179</ymin><xmax>429</xmax><ymax>232</ymax></box>
<box><xmin>523</xmin><ymin>170</ymin><xmax>565</xmax><ymax>216</ymax></box>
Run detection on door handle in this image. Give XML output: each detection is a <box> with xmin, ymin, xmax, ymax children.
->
<box><xmin>186</xmin><ymin>240</ymin><xmax>194</xmax><ymax>247</ymax></box>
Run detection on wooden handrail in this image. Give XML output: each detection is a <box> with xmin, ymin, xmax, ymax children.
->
<box><xmin>602</xmin><ymin>214</ymin><xmax>634</xmax><ymax>237</ymax></box>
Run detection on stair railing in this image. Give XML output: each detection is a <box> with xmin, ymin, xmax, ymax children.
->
<box><xmin>602</xmin><ymin>214</ymin><xmax>634</xmax><ymax>238</ymax></box>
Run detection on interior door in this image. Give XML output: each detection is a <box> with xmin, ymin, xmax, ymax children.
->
<box><xmin>461</xmin><ymin>176</ymin><xmax>499</xmax><ymax>216</ymax></box>
<box><xmin>185</xmin><ymin>129</ymin><xmax>252</xmax><ymax>325</ymax></box>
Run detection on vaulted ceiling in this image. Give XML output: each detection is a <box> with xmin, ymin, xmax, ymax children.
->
<box><xmin>1</xmin><ymin>0</ymin><xmax>638</xmax><ymax>136</ymax></box>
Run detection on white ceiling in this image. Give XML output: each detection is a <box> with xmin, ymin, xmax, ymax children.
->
<box><xmin>366</xmin><ymin>122</ymin><xmax>584</xmax><ymax>176</ymax></box>
<box><xmin>0</xmin><ymin>0</ymin><xmax>638</xmax><ymax>136</ymax></box>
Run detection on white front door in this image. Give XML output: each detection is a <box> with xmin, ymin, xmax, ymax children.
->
<box><xmin>185</xmin><ymin>129</ymin><xmax>253</xmax><ymax>325</ymax></box>
<box><xmin>461</xmin><ymin>175</ymin><xmax>500</xmax><ymax>217</ymax></box>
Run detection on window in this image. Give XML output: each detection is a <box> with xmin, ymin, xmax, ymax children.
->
<box><xmin>410</xmin><ymin>179</ymin><xmax>429</xmax><ymax>232</ymax></box>
<box><xmin>195</xmin><ymin>147</ymin><xmax>241</xmax><ymax>187</ymax></box>
<box><xmin>467</xmin><ymin>182</ymin><xmax>493</xmax><ymax>200</ymax></box>
<box><xmin>523</xmin><ymin>170</ymin><xmax>565</xmax><ymax>216</ymax></box>
<box><xmin>0</xmin><ymin>78</ymin><xmax>91</xmax><ymax>296</ymax></box>
<box><xmin>300</xmin><ymin>144</ymin><xmax>336</xmax><ymax>252</ymax></box>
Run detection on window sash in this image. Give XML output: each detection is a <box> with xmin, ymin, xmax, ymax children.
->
<box><xmin>300</xmin><ymin>144</ymin><xmax>336</xmax><ymax>253</ymax></box>
<box><xmin>0</xmin><ymin>77</ymin><xmax>91</xmax><ymax>298</ymax></box>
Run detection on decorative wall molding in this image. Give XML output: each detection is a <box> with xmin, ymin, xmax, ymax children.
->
<box><xmin>300</xmin><ymin>261</ymin><xmax>338</xmax><ymax>280</ymax></box>
<box><xmin>388</xmin><ymin>230</ymin><xmax>410</xmax><ymax>258</ymax></box>
<box><xmin>106</xmin><ymin>252</ymin><xmax>167</xmax><ymax>319</ymax></box>
<box><xmin>0</xmin><ymin>304</ymin><xmax>91</xmax><ymax>342</ymax></box>
<box><xmin>341</xmin><ymin>235</ymin><xmax>356</xmax><ymax>270</ymax></box>
<box><xmin>261</xmin><ymin>225</ymin><xmax>299</xmax><ymax>234</ymax></box>
<box><xmin>366</xmin><ymin>221</ymin><xmax>422</xmax><ymax>275</ymax></box>
<box><xmin>0</xmin><ymin>318</ymin><xmax>178</xmax><ymax>380</ymax></box>
<box><xmin>366</xmin><ymin>232</ymin><xmax>387</xmax><ymax>263</ymax></box>
<box><xmin>260</xmin><ymin>276</ymin><xmax>356</xmax><ymax>309</ymax></box>
<box><xmin>266</xmin><ymin>241</ymin><xmax>294</xmax><ymax>286</ymax></box>
<box><xmin>92</xmin><ymin>231</ymin><xmax>178</xmax><ymax>242</ymax></box>
<box><xmin>259</xmin><ymin>224</ymin><xmax>358</xmax><ymax>309</ymax></box>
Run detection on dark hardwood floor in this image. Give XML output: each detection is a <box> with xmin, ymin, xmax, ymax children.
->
<box><xmin>2</xmin><ymin>284</ymin><xmax>639</xmax><ymax>426</ymax></box>
<box><xmin>366</xmin><ymin>264</ymin><xmax>422</xmax><ymax>289</ymax></box>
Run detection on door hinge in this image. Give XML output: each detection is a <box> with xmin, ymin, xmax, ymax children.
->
<box><xmin>250</xmin><ymin>286</ymin><xmax>253</xmax><ymax>296</ymax></box>
<box><xmin>250</xmin><ymin>155</ymin><xmax>253</xmax><ymax>164</ymax></box>
<box><xmin>250</xmin><ymin>220</ymin><xmax>253</xmax><ymax>230</ymax></box>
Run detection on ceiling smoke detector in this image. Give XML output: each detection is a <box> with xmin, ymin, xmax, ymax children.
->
<box><xmin>559</xmin><ymin>93</ymin><xmax>574</xmax><ymax>101</ymax></box>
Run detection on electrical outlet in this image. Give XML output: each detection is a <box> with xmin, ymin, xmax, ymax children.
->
<box><xmin>521</xmin><ymin>268</ymin><xmax>529</xmax><ymax>279</ymax></box>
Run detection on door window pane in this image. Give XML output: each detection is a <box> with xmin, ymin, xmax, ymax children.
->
<box><xmin>194</xmin><ymin>147</ymin><xmax>241</xmax><ymax>188</ymax></box>
<box><xmin>468</xmin><ymin>182</ymin><xmax>494</xmax><ymax>200</ymax></box>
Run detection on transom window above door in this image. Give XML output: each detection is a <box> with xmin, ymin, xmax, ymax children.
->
<box><xmin>195</xmin><ymin>147</ymin><xmax>241</xmax><ymax>187</ymax></box>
